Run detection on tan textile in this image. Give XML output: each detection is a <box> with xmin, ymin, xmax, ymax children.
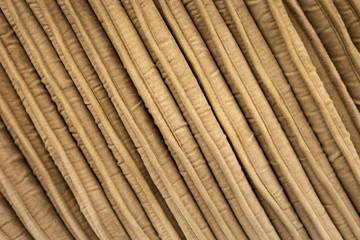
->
<box><xmin>0</xmin><ymin>0</ymin><xmax>359</xmax><ymax>239</ymax></box>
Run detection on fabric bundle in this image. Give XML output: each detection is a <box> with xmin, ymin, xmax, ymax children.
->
<box><xmin>0</xmin><ymin>0</ymin><xmax>359</xmax><ymax>239</ymax></box>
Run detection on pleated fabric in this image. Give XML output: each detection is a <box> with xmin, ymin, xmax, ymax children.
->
<box><xmin>0</xmin><ymin>0</ymin><xmax>359</xmax><ymax>239</ymax></box>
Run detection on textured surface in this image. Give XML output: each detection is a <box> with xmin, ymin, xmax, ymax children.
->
<box><xmin>0</xmin><ymin>0</ymin><xmax>359</xmax><ymax>239</ymax></box>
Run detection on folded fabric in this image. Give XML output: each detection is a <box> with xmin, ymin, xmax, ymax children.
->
<box><xmin>0</xmin><ymin>0</ymin><xmax>359</xmax><ymax>239</ymax></box>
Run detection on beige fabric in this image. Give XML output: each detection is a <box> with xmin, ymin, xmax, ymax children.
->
<box><xmin>0</xmin><ymin>0</ymin><xmax>359</xmax><ymax>239</ymax></box>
